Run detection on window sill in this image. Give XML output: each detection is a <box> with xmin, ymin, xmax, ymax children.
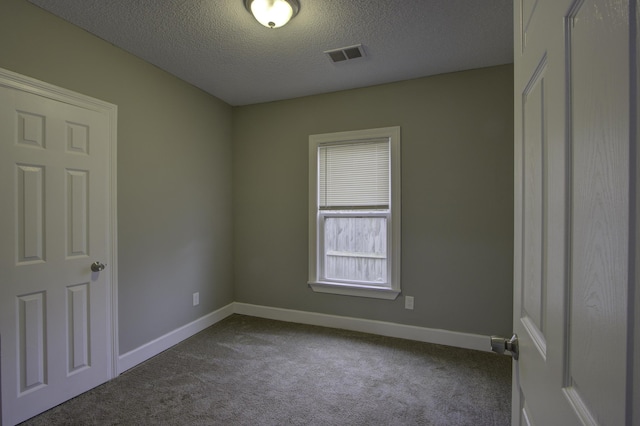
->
<box><xmin>308</xmin><ymin>281</ymin><xmax>400</xmax><ymax>300</ymax></box>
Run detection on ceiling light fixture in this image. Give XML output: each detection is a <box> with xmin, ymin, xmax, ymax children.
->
<box><xmin>244</xmin><ymin>0</ymin><xmax>300</xmax><ymax>29</ymax></box>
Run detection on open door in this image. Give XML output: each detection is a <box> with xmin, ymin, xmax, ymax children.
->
<box><xmin>510</xmin><ymin>0</ymin><xmax>636</xmax><ymax>424</ymax></box>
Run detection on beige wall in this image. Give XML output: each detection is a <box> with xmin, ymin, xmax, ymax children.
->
<box><xmin>0</xmin><ymin>0</ymin><xmax>234</xmax><ymax>353</ymax></box>
<box><xmin>1</xmin><ymin>0</ymin><xmax>514</xmax><ymax>353</ymax></box>
<box><xmin>233</xmin><ymin>65</ymin><xmax>514</xmax><ymax>336</ymax></box>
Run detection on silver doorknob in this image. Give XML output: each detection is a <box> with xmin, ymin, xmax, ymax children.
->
<box><xmin>91</xmin><ymin>261</ymin><xmax>106</xmax><ymax>272</ymax></box>
<box><xmin>490</xmin><ymin>334</ymin><xmax>519</xmax><ymax>360</ymax></box>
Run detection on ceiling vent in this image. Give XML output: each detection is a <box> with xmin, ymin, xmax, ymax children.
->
<box><xmin>324</xmin><ymin>44</ymin><xmax>366</xmax><ymax>63</ymax></box>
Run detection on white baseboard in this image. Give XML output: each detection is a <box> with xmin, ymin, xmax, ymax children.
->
<box><xmin>233</xmin><ymin>302</ymin><xmax>491</xmax><ymax>353</ymax></box>
<box><xmin>118</xmin><ymin>301</ymin><xmax>491</xmax><ymax>375</ymax></box>
<box><xmin>117</xmin><ymin>302</ymin><xmax>235</xmax><ymax>374</ymax></box>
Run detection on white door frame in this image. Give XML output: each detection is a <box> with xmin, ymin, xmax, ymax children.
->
<box><xmin>0</xmin><ymin>66</ymin><xmax>119</xmax><ymax>382</ymax></box>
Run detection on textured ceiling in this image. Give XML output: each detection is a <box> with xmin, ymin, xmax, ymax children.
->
<box><xmin>28</xmin><ymin>0</ymin><xmax>514</xmax><ymax>106</ymax></box>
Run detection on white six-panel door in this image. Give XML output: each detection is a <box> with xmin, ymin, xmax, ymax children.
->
<box><xmin>0</xmin><ymin>69</ymin><xmax>117</xmax><ymax>425</ymax></box>
<box><xmin>513</xmin><ymin>0</ymin><xmax>633</xmax><ymax>424</ymax></box>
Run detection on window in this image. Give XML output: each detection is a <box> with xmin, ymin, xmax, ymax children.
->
<box><xmin>308</xmin><ymin>126</ymin><xmax>400</xmax><ymax>299</ymax></box>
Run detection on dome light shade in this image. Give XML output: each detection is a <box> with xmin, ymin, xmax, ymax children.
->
<box><xmin>244</xmin><ymin>0</ymin><xmax>300</xmax><ymax>29</ymax></box>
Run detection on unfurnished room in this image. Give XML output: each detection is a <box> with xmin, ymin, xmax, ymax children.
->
<box><xmin>0</xmin><ymin>1</ymin><xmax>637</xmax><ymax>425</ymax></box>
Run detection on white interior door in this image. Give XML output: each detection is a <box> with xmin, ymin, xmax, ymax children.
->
<box><xmin>0</xmin><ymin>69</ymin><xmax>117</xmax><ymax>425</ymax></box>
<box><xmin>513</xmin><ymin>0</ymin><xmax>634</xmax><ymax>424</ymax></box>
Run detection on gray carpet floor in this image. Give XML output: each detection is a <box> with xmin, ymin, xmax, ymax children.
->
<box><xmin>21</xmin><ymin>314</ymin><xmax>511</xmax><ymax>425</ymax></box>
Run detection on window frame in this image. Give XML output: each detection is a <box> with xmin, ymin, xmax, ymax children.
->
<box><xmin>308</xmin><ymin>126</ymin><xmax>401</xmax><ymax>300</ymax></box>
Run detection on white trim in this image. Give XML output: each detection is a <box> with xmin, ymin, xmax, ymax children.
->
<box><xmin>0</xmin><ymin>67</ymin><xmax>120</xmax><ymax>379</ymax></box>
<box><xmin>117</xmin><ymin>303</ymin><xmax>235</xmax><ymax>373</ymax></box>
<box><xmin>308</xmin><ymin>126</ymin><xmax>401</xmax><ymax>299</ymax></box>
<box><xmin>116</xmin><ymin>301</ymin><xmax>492</xmax><ymax>376</ymax></box>
<box><xmin>107</xmin><ymin>94</ymin><xmax>119</xmax><ymax>377</ymax></box>
<box><xmin>233</xmin><ymin>303</ymin><xmax>491</xmax><ymax>352</ymax></box>
<box><xmin>308</xmin><ymin>281</ymin><xmax>400</xmax><ymax>299</ymax></box>
<box><xmin>0</xmin><ymin>67</ymin><xmax>116</xmax><ymax>114</ymax></box>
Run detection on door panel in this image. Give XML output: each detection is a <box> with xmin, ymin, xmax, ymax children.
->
<box><xmin>17</xmin><ymin>164</ymin><xmax>46</xmax><ymax>264</ymax></box>
<box><xmin>67</xmin><ymin>169</ymin><xmax>90</xmax><ymax>257</ymax></box>
<box><xmin>521</xmin><ymin>55</ymin><xmax>548</xmax><ymax>359</ymax></box>
<box><xmin>514</xmin><ymin>0</ymin><xmax>633</xmax><ymax>424</ymax></box>
<box><xmin>17</xmin><ymin>292</ymin><xmax>46</xmax><ymax>393</ymax></box>
<box><xmin>565</xmin><ymin>1</ymin><xmax>629</xmax><ymax>423</ymax></box>
<box><xmin>0</xmin><ymin>71</ymin><xmax>116</xmax><ymax>425</ymax></box>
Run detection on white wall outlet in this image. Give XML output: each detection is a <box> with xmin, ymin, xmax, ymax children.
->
<box><xmin>404</xmin><ymin>296</ymin><xmax>414</xmax><ymax>310</ymax></box>
<box><xmin>192</xmin><ymin>292</ymin><xmax>199</xmax><ymax>306</ymax></box>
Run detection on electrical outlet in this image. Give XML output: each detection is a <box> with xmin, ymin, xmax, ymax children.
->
<box><xmin>405</xmin><ymin>296</ymin><xmax>414</xmax><ymax>310</ymax></box>
<box><xmin>192</xmin><ymin>292</ymin><xmax>199</xmax><ymax>306</ymax></box>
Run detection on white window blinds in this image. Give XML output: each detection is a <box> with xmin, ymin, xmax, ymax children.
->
<box><xmin>318</xmin><ymin>139</ymin><xmax>390</xmax><ymax>209</ymax></box>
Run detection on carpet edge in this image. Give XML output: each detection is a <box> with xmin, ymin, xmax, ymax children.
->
<box><xmin>234</xmin><ymin>302</ymin><xmax>491</xmax><ymax>352</ymax></box>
